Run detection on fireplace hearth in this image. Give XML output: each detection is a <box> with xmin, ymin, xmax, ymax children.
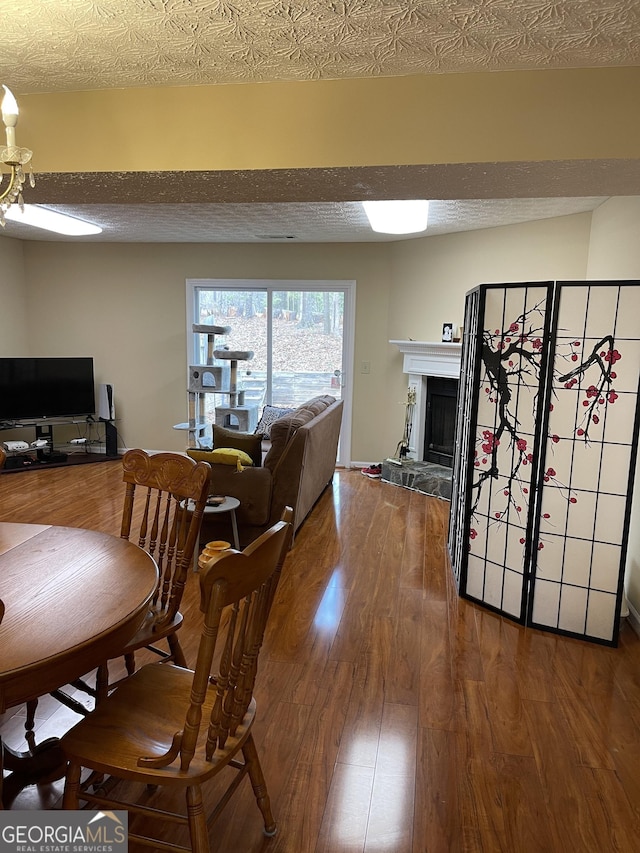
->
<box><xmin>381</xmin><ymin>458</ymin><xmax>452</xmax><ymax>500</ymax></box>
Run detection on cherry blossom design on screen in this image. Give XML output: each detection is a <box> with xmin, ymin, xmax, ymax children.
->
<box><xmin>469</xmin><ymin>300</ymin><xmax>546</xmax><ymax>538</ymax></box>
<box><xmin>468</xmin><ymin>302</ymin><xmax>621</xmax><ymax>552</ymax></box>
<box><xmin>557</xmin><ymin>334</ymin><xmax>621</xmax><ymax>441</ymax></box>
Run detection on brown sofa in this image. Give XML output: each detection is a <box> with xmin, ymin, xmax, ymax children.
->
<box><xmin>188</xmin><ymin>395</ymin><xmax>343</xmax><ymax>548</ymax></box>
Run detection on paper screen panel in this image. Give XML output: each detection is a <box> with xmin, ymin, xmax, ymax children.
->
<box><xmin>530</xmin><ymin>282</ymin><xmax>640</xmax><ymax>642</ymax></box>
<box><xmin>463</xmin><ymin>283</ymin><xmax>550</xmax><ymax>618</ymax></box>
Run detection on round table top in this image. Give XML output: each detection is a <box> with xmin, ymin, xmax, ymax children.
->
<box><xmin>0</xmin><ymin>522</ymin><xmax>158</xmax><ymax>712</ymax></box>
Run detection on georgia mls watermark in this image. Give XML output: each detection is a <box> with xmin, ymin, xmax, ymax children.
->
<box><xmin>0</xmin><ymin>811</ymin><xmax>128</xmax><ymax>853</ymax></box>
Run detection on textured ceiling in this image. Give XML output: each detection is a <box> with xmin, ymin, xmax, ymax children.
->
<box><xmin>0</xmin><ymin>197</ymin><xmax>606</xmax><ymax>243</ymax></box>
<box><xmin>2</xmin><ymin>0</ymin><xmax>639</xmax><ymax>93</ymax></box>
<box><xmin>0</xmin><ymin>1</ymin><xmax>637</xmax><ymax>242</ymax></box>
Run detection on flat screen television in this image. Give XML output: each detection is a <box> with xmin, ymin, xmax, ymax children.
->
<box><xmin>0</xmin><ymin>357</ymin><xmax>96</xmax><ymax>421</ymax></box>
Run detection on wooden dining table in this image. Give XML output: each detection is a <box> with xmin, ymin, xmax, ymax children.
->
<box><xmin>0</xmin><ymin>521</ymin><xmax>159</xmax><ymax>807</ymax></box>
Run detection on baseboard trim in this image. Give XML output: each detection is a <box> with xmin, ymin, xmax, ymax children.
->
<box><xmin>627</xmin><ymin>599</ymin><xmax>640</xmax><ymax>637</ymax></box>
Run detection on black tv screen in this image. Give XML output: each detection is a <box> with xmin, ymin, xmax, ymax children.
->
<box><xmin>0</xmin><ymin>357</ymin><xmax>96</xmax><ymax>421</ymax></box>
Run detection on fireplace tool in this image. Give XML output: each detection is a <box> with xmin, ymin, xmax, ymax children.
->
<box><xmin>393</xmin><ymin>387</ymin><xmax>416</xmax><ymax>460</ymax></box>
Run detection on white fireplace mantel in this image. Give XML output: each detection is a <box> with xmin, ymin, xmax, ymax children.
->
<box><xmin>389</xmin><ymin>340</ymin><xmax>462</xmax><ymax>461</ymax></box>
<box><xmin>389</xmin><ymin>340</ymin><xmax>462</xmax><ymax>379</ymax></box>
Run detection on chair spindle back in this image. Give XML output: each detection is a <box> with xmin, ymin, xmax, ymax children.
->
<box><xmin>139</xmin><ymin>509</ymin><xmax>292</xmax><ymax>773</ymax></box>
<box><xmin>120</xmin><ymin>449</ymin><xmax>211</xmax><ymax>629</ymax></box>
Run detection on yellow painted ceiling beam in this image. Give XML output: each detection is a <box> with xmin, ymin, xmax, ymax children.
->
<box><xmin>15</xmin><ymin>67</ymin><xmax>640</xmax><ymax>174</ymax></box>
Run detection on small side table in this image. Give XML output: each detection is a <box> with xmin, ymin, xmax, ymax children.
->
<box><xmin>186</xmin><ymin>496</ymin><xmax>241</xmax><ymax>570</ymax></box>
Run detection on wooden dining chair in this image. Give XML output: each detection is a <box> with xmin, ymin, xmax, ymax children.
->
<box><xmin>61</xmin><ymin>508</ymin><xmax>293</xmax><ymax>853</ymax></box>
<box><xmin>33</xmin><ymin>448</ymin><xmax>212</xmax><ymax>723</ymax></box>
<box><xmin>100</xmin><ymin>448</ymin><xmax>213</xmax><ymax>692</ymax></box>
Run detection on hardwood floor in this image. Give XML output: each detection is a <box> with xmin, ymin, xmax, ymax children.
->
<box><xmin>2</xmin><ymin>460</ymin><xmax>640</xmax><ymax>851</ymax></box>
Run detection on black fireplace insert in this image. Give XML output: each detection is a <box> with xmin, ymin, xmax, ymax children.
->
<box><xmin>424</xmin><ymin>377</ymin><xmax>458</xmax><ymax>467</ymax></box>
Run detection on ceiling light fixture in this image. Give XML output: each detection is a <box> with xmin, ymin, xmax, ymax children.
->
<box><xmin>1</xmin><ymin>84</ymin><xmax>34</xmax><ymax>225</ymax></box>
<box><xmin>363</xmin><ymin>199</ymin><xmax>429</xmax><ymax>234</ymax></box>
<box><xmin>4</xmin><ymin>205</ymin><xmax>102</xmax><ymax>236</ymax></box>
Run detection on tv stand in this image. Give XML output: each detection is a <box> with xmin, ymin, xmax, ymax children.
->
<box><xmin>0</xmin><ymin>417</ymin><xmax>120</xmax><ymax>473</ymax></box>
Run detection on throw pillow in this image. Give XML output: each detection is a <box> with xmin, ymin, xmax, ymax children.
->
<box><xmin>213</xmin><ymin>423</ymin><xmax>263</xmax><ymax>467</ymax></box>
<box><xmin>187</xmin><ymin>447</ymin><xmax>254</xmax><ymax>472</ymax></box>
<box><xmin>255</xmin><ymin>405</ymin><xmax>295</xmax><ymax>440</ymax></box>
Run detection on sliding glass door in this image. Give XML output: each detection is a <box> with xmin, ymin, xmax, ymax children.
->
<box><xmin>187</xmin><ymin>279</ymin><xmax>354</xmax><ymax>465</ymax></box>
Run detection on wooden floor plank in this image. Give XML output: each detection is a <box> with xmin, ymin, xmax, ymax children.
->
<box><xmin>335</xmin><ymin>637</ymin><xmax>389</xmax><ymax>770</ymax></box>
<box><xmin>315</xmin><ymin>761</ymin><xmax>373</xmax><ymax>853</ymax></box>
<box><xmin>423</xmin><ymin>494</ymin><xmax>448</xmax><ymax>601</ymax></box>
<box><xmin>414</xmin><ymin>726</ymin><xmax>463</xmax><ymax>853</ymax></box>
<box><xmin>364</xmin><ymin>702</ymin><xmax>417</xmax><ymax>853</ymax></box>
<box><xmin>493</xmin><ymin>753</ymin><xmax>554</xmax><ymax>852</ymax></box>
<box><xmin>512</xmin><ymin>626</ymin><xmax>560</xmax><ymax>703</ymax></box>
<box><xmin>399</xmin><ymin>489</ymin><xmax>427</xmax><ymax>592</ymax></box>
<box><xmin>586</xmin><ymin>767</ymin><xmax>640</xmax><ymax>852</ymax></box>
<box><xmin>268</xmin><ymin>658</ymin><xmax>355</xmax><ymax>853</ymax></box>
<box><xmin>419</xmin><ymin>599</ymin><xmax>460</xmax><ymax>732</ymax></box>
<box><xmin>474</xmin><ymin>608</ymin><xmax>533</xmax><ymax>757</ymax></box>
<box><xmin>523</xmin><ymin>697</ymin><xmax>607</xmax><ymax>851</ymax></box>
<box><xmin>557</xmin><ymin>688</ymin><xmax>617</xmax><ymax>771</ymax></box>
<box><xmin>385</xmin><ymin>587</ymin><xmax>423</xmax><ymax>706</ymax></box>
<box><xmin>447</xmin><ymin>596</ymin><xmax>486</xmax><ymax>684</ymax></box>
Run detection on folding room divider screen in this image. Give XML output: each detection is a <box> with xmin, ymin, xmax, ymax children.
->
<box><xmin>448</xmin><ymin>281</ymin><xmax>640</xmax><ymax>646</ymax></box>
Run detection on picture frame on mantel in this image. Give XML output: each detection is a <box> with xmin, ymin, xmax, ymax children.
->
<box><xmin>442</xmin><ymin>323</ymin><xmax>455</xmax><ymax>342</ymax></box>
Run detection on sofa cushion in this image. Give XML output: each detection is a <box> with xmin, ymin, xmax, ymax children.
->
<box><xmin>300</xmin><ymin>395</ymin><xmax>336</xmax><ymax>417</ymax></box>
<box><xmin>254</xmin><ymin>405</ymin><xmax>295</xmax><ymax>439</ymax></box>
<box><xmin>263</xmin><ymin>397</ymin><xmax>338</xmax><ymax>473</ymax></box>
<box><xmin>213</xmin><ymin>423</ymin><xmax>264</xmax><ymax>467</ymax></box>
<box><xmin>264</xmin><ymin>408</ymin><xmax>315</xmax><ymax>471</ymax></box>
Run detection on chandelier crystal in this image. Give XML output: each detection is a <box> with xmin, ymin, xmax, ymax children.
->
<box><xmin>1</xmin><ymin>85</ymin><xmax>35</xmax><ymax>227</ymax></box>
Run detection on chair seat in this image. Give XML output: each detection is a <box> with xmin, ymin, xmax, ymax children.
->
<box><xmin>62</xmin><ymin>662</ymin><xmax>255</xmax><ymax>786</ymax></box>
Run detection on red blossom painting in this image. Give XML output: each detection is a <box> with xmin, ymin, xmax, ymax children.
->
<box><xmin>470</xmin><ymin>307</ymin><xmax>622</xmax><ymax>558</ymax></box>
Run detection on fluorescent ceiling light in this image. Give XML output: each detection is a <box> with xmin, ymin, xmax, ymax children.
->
<box><xmin>4</xmin><ymin>205</ymin><xmax>102</xmax><ymax>236</ymax></box>
<box><xmin>363</xmin><ymin>199</ymin><xmax>429</xmax><ymax>234</ymax></box>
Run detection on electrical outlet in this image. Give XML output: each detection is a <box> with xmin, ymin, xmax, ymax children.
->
<box><xmin>361</xmin><ymin>361</ymin><xmax>371</xmax><ymax>374</ymax></box>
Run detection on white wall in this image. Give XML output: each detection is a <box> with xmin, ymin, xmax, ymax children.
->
<box><xmin>586</xmin><ymin>197</ymin><xmax>640</xmax><ymax>619</ymax></box>
<box><xmin>0</xmin><ymin>236</ymin><xmax>29</xmax><ymax>355</ymax></box>
<box><xmin>389</xmin><ymin>212</ymin><xmax>592</xmax><ymax>341</ymax></box>
<box><xmin>587</xmin><ymin>197</ymin><xmax>640</xmax><ymax>279</ymax></box>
